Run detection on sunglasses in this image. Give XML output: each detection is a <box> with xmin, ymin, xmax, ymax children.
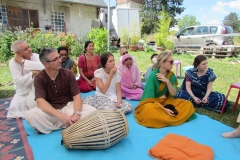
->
<box><xmin>165</xmin><ymin>60</ymin><xmax>174</xmax><ymax>65</ymax></box>
<box><xmin>47</xmin><ymin>56</ymin><xmax>62</xmax><ymax>62</ymax></box>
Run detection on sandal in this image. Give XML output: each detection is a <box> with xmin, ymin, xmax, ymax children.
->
<box><xmin>0</xmin><ymin>83</ymin><xmax>4</xmax><ymax>87</ymax></box>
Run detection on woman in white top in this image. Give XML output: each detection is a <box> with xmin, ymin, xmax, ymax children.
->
<box><xmin>82</xmin><ymin>52</ymin><xmax>132</xmax><ymax>114</ymax></box>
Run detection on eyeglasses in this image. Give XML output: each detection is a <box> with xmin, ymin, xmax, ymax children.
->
<box><xmin>60</xmin><ymin>54</ymin><xmax>68</xmax><ymax>57</ymax></box>
<box><xmin>123</xmin><ymin>51</ymin><xmax>128</xmax><ymax>55</ymax></box>
<box><xmin>165</xmin><ymin>60</ymin><xmax>174</xmax><ymax>65</ymax></box>
<box><xmin>47</xmin><ymin>56</ymin><xmax>62</xmax><ymax>62</ymax></box>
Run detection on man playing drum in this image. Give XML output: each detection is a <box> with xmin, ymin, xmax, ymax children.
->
<box><xmin>25</xmin><ymin>48</ymin><xmax>96</xmax><ymax>134</ymax></box>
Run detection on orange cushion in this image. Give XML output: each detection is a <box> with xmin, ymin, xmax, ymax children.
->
<box><xmin>148</xmin><ymin>134</ymin><xmax>214</xmax><ymax>160</ymax></box>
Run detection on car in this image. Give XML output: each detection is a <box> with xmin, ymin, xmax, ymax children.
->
<box><xmin>174</xmin><ymin>25</ymin><xmax>234</xmax><ymax>49</ymax></box>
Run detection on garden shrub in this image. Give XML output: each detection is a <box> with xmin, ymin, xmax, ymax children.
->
<box><xmin>0</xmin><ymin>27</ymin><xmax>84</xmax><ymax>63</ymax></box>
<box><xmin>86</xmin><ymin>28</ymin><xmax>108</xmax><ymax>55</ymax></box>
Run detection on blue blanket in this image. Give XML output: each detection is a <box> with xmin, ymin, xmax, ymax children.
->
<box><xmin>23</xmin><ymin>91</ymin><xmax>240</xmax><ymax>160</ymax></box>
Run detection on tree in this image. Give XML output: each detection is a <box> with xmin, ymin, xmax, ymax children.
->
<box><xmin>223</xmin><ymin>12</ymin><xmax>240</xmax><ymax>32</ymax></box>
<box><xmin>177</xmin><ymin>14</ymin><xmax>201</xmax><ymax>30</ymax></box>
<box><xmin>140</xmin><ymin>0</ymin><xmax>185</xmax><ymax>35</ymax></box>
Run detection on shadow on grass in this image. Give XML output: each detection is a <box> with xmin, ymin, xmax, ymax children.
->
<box><xmin>196</xmin><ymin>101</ymin><xmax>240</xmax><ymax>128</ymax></box>
<box><xmin>0</xmin><ymin>89</ymin><xmax>15</xmax><ymax>99</ymax></box>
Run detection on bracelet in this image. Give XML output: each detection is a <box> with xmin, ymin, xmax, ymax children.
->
<box><xmin>74</xmin><ymin>111</ymin><xmax>81</xmax><ymax>116</ymax></box>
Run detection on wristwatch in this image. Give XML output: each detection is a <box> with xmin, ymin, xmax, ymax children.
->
<box><xmin>74</xmin><ymin>111</ymin><xmax>81</xmax><ymax>116</ymax></box>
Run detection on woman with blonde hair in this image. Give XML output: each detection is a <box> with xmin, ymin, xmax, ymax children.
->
<box><xmin>134</xmin><ymin>52</ymin><xmax>196</xmax><ymax>128</ymax></box>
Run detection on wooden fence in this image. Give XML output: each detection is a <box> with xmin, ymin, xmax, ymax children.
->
<box><xmin>200</xmin><ymin>45</ymin><xmax>240</xmax><ymax>58</ymax></box>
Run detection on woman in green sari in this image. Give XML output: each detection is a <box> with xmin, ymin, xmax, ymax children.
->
<box><xmin>134</xmin><ymin>52</ymin><xmax>196</xmax><ymax>128</ymax></box>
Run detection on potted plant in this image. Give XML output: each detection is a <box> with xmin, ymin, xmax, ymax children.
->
<box><xmin>155</xmin><ymin>33</ymin><xmax>165</xmax><ymax>53</ymax></box>
<box><xmin>129</xmin><ymin>22</ymin><xmax>140</xmax><ymax>52</ymax></box>
<box><xmin>111</xmin><ymin>36</ymin><xmax>118</xmax><ymax>46</ymax></box>
<box><xmin>155</xmin><ymin>9</ymin><xmax>172</xmax><ymax>53</ymax></box>
<box><xmin>119</xmin><ymin>27</ymin><xmax>128</xmax><ymax>48</ymax></box>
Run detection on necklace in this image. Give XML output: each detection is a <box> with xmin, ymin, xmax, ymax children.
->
<box><xmin>86</xmin><ymin>54</ymin><xmax>94</xmax><ymax>60</ymax></box>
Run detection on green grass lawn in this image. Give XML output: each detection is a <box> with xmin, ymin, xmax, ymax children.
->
<box><xmin>0</xmin><ymin>50</ymin><xmax>240</xmax><ymax>128</ymax></box>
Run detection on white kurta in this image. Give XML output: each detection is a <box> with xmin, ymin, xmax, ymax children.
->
<box><xmin>7</xmin><ymin>53</ymin><xmax>45</xmax><ymax>118</ymax></box>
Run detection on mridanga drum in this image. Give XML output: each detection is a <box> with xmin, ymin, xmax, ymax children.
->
<box><xmin>62</xmin><ymin>110</ymin><xmax>129</xmax><ymax>149</ymax></box>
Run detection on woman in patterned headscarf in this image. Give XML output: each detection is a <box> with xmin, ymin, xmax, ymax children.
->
<box><xmin>118</xmin><ymin>54</ymin><xmax>143</xmax><ymax>100</ymax></box>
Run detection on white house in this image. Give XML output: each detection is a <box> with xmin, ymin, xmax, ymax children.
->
<box><xmin>0</xmin><ymin>0</ymin><xmax>107</xmax><ymax>38</ymax></box>
<box><xmin>99</xmin><ymin>0</ymin><xmax>143</xmax><ymax>38</ymax></box>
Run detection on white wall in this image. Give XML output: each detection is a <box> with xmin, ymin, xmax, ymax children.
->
<box><xmin>62</xmin><ymin>3</ymin><xmax>97</xmax><ymax>39</ymax></box>
<box><xmin>117</xmin><ymin>1</ymin><xmax>142</xmax><ymax>9</ymax></box>
<box><xmin>0</xmin><ymin>0</ymin><xmax>98</xmax><ymax>39</ymax></box>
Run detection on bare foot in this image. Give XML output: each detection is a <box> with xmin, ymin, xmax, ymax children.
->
<box><xmin>222</xmin><ymin>126</ymin><xmax>240</xmax><ymax>138</ymax></box>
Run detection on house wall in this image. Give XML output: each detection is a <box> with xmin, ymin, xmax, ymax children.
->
<box><xmin>0</xmin><ymin>0</ymin><xmax>98</xmax><ymax>39</ymax></box>
<box><xmin>99</xmin><ymin>8</ymin><xmax>117</xmax><ymax>38</ymax></box>
<box><xmin>116</xmin><ymin>0</ymin><xmax>142</xmax><ymax>9</ymax></box>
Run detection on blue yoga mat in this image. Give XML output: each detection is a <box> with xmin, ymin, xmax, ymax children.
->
<box><xmin>23</xmin><ymin>91</ymin><xmax>240</xmax><ymax>160</ymax></box>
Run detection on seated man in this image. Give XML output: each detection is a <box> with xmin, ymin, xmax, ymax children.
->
<box><xmin>118</xmin><ymin>47</ymin><xmax>136</xmax><ymax>65</ymax></box>
<box><xmin>25</xmin><ymin>48</ymin><xmax>96</xmax><ymax>134</ymax></box>
<box><xmin>7</xmin><ymin>40</ymin><xmax>45</xmax><ymax>118</ymax></box>
<box><xmin>57</xmin><ymin>46</ymin><xmax>78</xmax><ymax>77</ymax></box>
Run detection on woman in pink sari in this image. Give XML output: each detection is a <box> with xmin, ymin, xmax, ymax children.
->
<box><xmin>118</xmin><ymin>54</ymin><xmax>143</xmax><ymax>100</ymax></box>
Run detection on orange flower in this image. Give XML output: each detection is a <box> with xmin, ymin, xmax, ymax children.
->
<box><xmin>61</xmin><ymin>41</ymin><xmax>66</xmax><ymax>46</ymax></box>
<box><xmin>59</xmin><ymin>33</ymin><xmax>65</xmax><ymax>37</ymax></box>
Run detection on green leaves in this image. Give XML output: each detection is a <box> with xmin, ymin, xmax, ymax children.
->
<box><xmin>223</xmin><ymin>12</ymin><xmax>240</xmax><ymax>32</ymax></box>
<box><xmin>87</xmin><ymin>28</ymin><xmax>108</xmax><ymax>55</ymax></box>
<box><xmin>177</xmin><ymin>14</ymin><xmax>201</xmax><ymax>30</ymax></box>
<box><xmin>141</xmin><ymin>0</ymin><xmax>185</xmax><ymax>35</ymax></box>
<box><xmin>0</xmin><ymin>28</ymin><xmax>84</xmax><ymax>63</ymax></box>
<box><xmin>155</xmin><ymin>8</ymin><xmax>173</xmax><ymax>49</ymax></box>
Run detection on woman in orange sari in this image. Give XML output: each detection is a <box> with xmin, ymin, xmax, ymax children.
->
<box><xmin>77</xmin><ymin>41</ymin><xmax>100</xmax><ymax>92</ymax></box>
<box><xmin>134</xmin><ymin>52</ymin><xmax>196</xmax><ymax>128</ymax></box>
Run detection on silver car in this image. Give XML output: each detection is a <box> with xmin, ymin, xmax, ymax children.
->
<box><xmin>174</xmin><ymin>25</ymin><xmax>234</xmax><ymax>49</ymax></box>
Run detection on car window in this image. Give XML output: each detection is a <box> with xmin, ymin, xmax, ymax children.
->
<box><xmin>210</xmin><ymin>26</ymin><xmax>218</xmax><ymax>34</ymax></box>
<box><xmin>180</xmin><ymin>27</ymin><xmax>194</xmax><ymax>35</ymax></box>
<box><xmin>225</xmin><ymin>26</ymin><xmax>233</xmax><ymax>33</ymax></box>
<box><xmin>195</xmin><ymin>26</ymin><xmax>208</xmax><ymax>34</ymax></box>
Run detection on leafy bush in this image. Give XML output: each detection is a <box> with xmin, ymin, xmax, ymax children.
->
<box><xmin>119</xmin><ymin>27</ymin><xmax>129</xmax><ymax>45</ymax></box>
<box><xmin>0</xmin><ymin>27</ymin><xmax>83</xmax><ymax>63</ymax></box>
<box><xmin>155</xmin><ymin>9</ymin><xmax>172</xmax><ymax>48</ymax></box>
<box><xmin>129</xmin><ymin>22</ymin><xmax>140</xmax><ymax>45</ymax></box>
<box><xmin>86</xmin><ymin>28</ymin><xmax>108</xmax><ymax>55</ymax></box>
<box><xmin>164</xmin><ymin>40</ymin><xmax>175</xmax><ymax>50</ymax></box>
<box><xmin>0</xmin><ymin>30</ymin><xmax>17</xmax><ymax>63</ymax></box>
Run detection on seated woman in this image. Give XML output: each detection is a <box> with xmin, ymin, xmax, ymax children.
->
<box><xmin>77</xmin><ymin>41</ymin><xmax>100</xmax><ymax>92</ymax></box>
<box><xmin>145</xmin><ymin>53</ymin><xmax>158</xmax><ymax>82</ymax></box>
<box><xmin>222</xmin><ymin>113</ymin><xmax>240</xmax><ymax>138</ymax></box>
<box><xmin>57</xmin><ymin>47</ymin><xmax>78</xmax><ymax>77</ymax></box>
<box><xmin>118</xmin><ymin>54</ymin><xmax>143</xmax><ymax>100</ymax></box>
<box><xmin>82</xmin><ymin>52</ymin><xmax>132</xmax><ymax>114</ymax></box>
<box><xmin>176</xmin><ymin>55</ymin><xmax>229</xmax><ymax>113</ymax></box>
<box><xmin>134</xmin><ymin>52</ymin><xmax>196</xmax><ymax>128</ymax></box>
